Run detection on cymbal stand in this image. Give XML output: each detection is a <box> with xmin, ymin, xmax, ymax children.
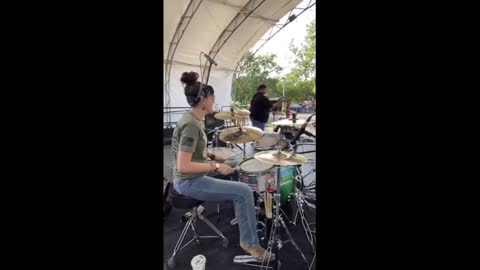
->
<box><xmin>261</xmin><ymin>146</ymin><xmax>308</xmax><ymax>270</ymax></box>
<box><xmin>285</xmin><ymin>146</ymin><xmax>316</xmax><ymax>252</ymax></box>
<box><xmin>209</xmin><ymin>125</ymin><xmax>225</xmax><ymax>148</ymax></box>
<box><xmin>289</xmin><ymin>177</ymin><xmax>316</xmax><ymax>251</ymax></box>
<box><xmin>243</xmin><ymin>143</ymin><xmax>247</xmax><ymax>159</ymax></box>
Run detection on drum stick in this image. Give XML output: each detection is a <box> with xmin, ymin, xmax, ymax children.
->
<box><xmin>265</xmin><ymin>192</ymin><xmax>272</xmax><ymax>219</ymax></box>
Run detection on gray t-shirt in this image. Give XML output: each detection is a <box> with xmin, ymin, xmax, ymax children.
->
<box><xmin>171</xmin><ymin>111</ymin><xmax>209</xmax><ymax>181</ymax></box>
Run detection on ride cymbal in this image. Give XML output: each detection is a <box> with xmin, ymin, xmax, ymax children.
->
<box><xmin>253</xmin><ymin>150</ymin><xmax>307</xmax><ymax>166</ymax></box>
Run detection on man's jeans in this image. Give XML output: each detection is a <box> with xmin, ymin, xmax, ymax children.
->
<box><xmin>250</xmin><ymin>118</ymin><xmax>266</xmax><ymax>131</ymax></box>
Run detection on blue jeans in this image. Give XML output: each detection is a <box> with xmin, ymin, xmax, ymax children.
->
<box><xmin>173</xmin><ymin>175</ymin><xmax>259</xmax><ymax>246</ymax></box>
<box><xmin>250</xmin><ymin>118</ymin><xmax>266</xmax><ymax>131</ymax></box>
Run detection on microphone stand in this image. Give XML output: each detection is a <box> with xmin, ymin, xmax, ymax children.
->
<box><xmin>284</xmin><ymin>113</ymin><xmax>317</xmax><ymax>255</ymax></box>
<box><xmin>203</xmin><ymin>53</ymin><xmax>215</xmax><ymax>85</ymax></box>
<box><xmin>290</xmin><ymin>113</ymin><xmax>316</xmax><ymax>147</ymax></box>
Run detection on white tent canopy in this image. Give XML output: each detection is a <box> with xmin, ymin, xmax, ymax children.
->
<box><xmin>164</xmin><ymin>0</ymin><xmax>303</xmax><ymax>123</ymax></box>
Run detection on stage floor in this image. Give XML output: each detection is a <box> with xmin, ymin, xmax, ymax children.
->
<box><xmin>163</xmin><ymin>139</ymin><xmax>317</xmax><ymax>269</ymax></box>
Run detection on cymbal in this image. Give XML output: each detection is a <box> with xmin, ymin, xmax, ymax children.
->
<box><xmin>207</xmin><ymin>147</ymin><xmax>242</xmax><ymax>160</ymax></box>
<box><xmin>235</xmin><ymin>109</ymin><xmax>251</xmax><ymax>116</ymax></box>
<box><xmin>254</xmin><ymin>150</ymin><xmax>307</xmax><ymax>166</ymax></box>
<box><xmin>219</xmin><ymin>126</ymin><xmax>263</xmax><ymax>144</ymax></box>
<box><xmin>270</xmin><ymin>118</ymin><xmax>307</xmax><ymax>126</ymax></box>
<box><xmin>214</xmin><ymin>111</ymin><xmax>243</xmax><ymax>120</ymax></box>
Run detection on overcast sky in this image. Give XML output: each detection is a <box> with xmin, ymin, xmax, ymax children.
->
<box><xmin>250</xmin><ymin>0</ymin><xmax>316</xmax><ymax>77</ymax></box>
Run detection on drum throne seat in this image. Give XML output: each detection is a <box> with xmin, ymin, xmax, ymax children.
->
<box><xmin>166</xmin><ymin>185</ymin><xmax>229</xmax><ymax>269</ymax></box>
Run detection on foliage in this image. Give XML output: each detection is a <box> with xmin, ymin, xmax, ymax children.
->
<box><xmin>289</xmin><ymin>20</ymin><xmax>316</xmax><ymax>81</ymax></box>
<box><xmin>232</xmin><ymin>52</ymin><xmax>283</xmax><ymax>104</ymax></box>
<box><xmin>232</xmin><ymin>20</ymin><xmax>316</xmax><ymax>106</ymax></box>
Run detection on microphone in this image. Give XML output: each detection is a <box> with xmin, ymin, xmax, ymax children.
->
<box><xmin>290</xmin><ymin>114</ymin><xmax>315</xmax><ymax>145</ymax></box>
<box><xmin>202</xmin><ymin>52</ymin><xmax>218</xmax><ymax>66</ymax></box>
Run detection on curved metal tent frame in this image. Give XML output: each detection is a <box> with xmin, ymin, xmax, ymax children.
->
<box><xmin>163</xmin><ymin>0</ymin><xmax>308</xmax><ymax>124</ymax></box>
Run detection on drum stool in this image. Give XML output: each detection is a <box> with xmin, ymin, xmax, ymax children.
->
<box><xmin>166</xmin><ymin>186</ymin><xmax>229</xmax><ymax>268</ymax></box>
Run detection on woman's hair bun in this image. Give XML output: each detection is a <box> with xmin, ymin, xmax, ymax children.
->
<box><xmin>180</xmin><ymin>71</ymin><xmax>199</xmax><ymax>86</ymax></box>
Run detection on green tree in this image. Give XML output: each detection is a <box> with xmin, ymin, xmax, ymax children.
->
<box><xmin>282</xmin><ymin>20</ymin><xmax>316</xmax><ymax>103</ymax></box>
<box><xmin>288</xmin><ymin>20</ymin><xmax>316</xmax><ymax>81</ymax></box>
<box><xmin>233</xmin><ymin>20</ymin><xmax>316</xmax><ymax>106</ymax></box>
<box><xmin>232</xmin><ymin>52</ymin><xmax>283</xmax><ymax>104</ymax></box>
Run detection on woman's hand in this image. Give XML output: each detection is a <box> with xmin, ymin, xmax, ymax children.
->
<box><xmin>217</xmin><ymin>164</ymin><xmax>234</xmax><ymax>175</ymax></box>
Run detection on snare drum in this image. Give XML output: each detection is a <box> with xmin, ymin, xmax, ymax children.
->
<box><xmin>237</xmin><ymin>159</ymin><xmax>297</xmax><ymax>205</ymax></box>
<box><xmin>237</xmin><ymin>158</ymin><xmax>276</xmax><ymax>192</ymax></box>
<box><xmin>254</xmin><ymin>133</ymin><xmax>280</xmax><ymax>151</ymax></box>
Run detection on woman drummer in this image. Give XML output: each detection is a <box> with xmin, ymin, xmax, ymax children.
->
<box><xmin>171</xmin><ymin>71</ymin><xmax>275</xmax><ymax>262</ymax></box>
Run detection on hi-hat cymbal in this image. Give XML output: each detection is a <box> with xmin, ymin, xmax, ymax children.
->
<box><xmin>270</xmin><ymin>118</ymin><xmax>307</xmax><ymax>127</ymax></box>
<box><xmin>214</xmin><ymin>111</ymin><xmax>243</xmax><ymax>120</ymax></box>
<box><xmin>254</xmin><ymin>150</ymin><xmax>307</xmax><ymax>166</ymax></box>
<box><xmin>219</xmin><ymin>126</ymin><xmax>263</xmax><ymax>144</ymax></box>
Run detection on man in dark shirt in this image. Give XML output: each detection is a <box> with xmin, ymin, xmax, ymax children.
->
<box><xmin>249</xmin><ymin>84</ymin><xmax>284</xmax><ymax>131</ymax></box>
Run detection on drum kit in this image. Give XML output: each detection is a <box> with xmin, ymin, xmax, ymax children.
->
<box><xmin>207</xmin><ymin>109</ymin><xmax>316</xmax><ymax>269</ymax></box>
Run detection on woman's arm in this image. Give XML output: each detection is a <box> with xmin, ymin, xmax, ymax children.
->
<box><xmin>177</xmin><ymin>150</ymin><xmax>233</xmax><ymax>175</ymax></box>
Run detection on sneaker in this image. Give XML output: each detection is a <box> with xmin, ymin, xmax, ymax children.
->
<box><xmin>240</xmin><ymin>241</ymin><xmax>276</xmax><ymax>262</ymax></box>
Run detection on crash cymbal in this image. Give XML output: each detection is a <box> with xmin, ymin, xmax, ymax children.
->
<box><xmin>214</xmin><ymin>111</ymin><xmax>243</xmax><ymax>120</ymax></box>
<box><xmin>270</xmin><ymin>118</ymin><xmax>307</xmax><ymax>126</ymax></box>
<box><xmin>219</xmin><ymin>126</ymin><xmax>263</xmax><ymax>144</ymax></box>
<box><xmin>253</xmin><ymin>150</ymin><xmax>307</xmax><ymax>166</ymax></box>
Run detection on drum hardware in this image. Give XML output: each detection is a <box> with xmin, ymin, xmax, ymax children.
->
<box><xmin>283</xmin><ymin>158</ymin><xmax>316</xmax><ymax>253</ymax></box>
<box><xmin>253</xmin><ymin>147</ymin><xmax>309</xmax><ymax>269</ymax></box>
<box><xmin>295</xmin><ymin>150</ymin><xmax>316</xmax><ymax>154</ymax></box>
<box><xmin>207</xmin><ymin>125</ymin><xmax>225</xmax><ymax>148</ymax></box>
